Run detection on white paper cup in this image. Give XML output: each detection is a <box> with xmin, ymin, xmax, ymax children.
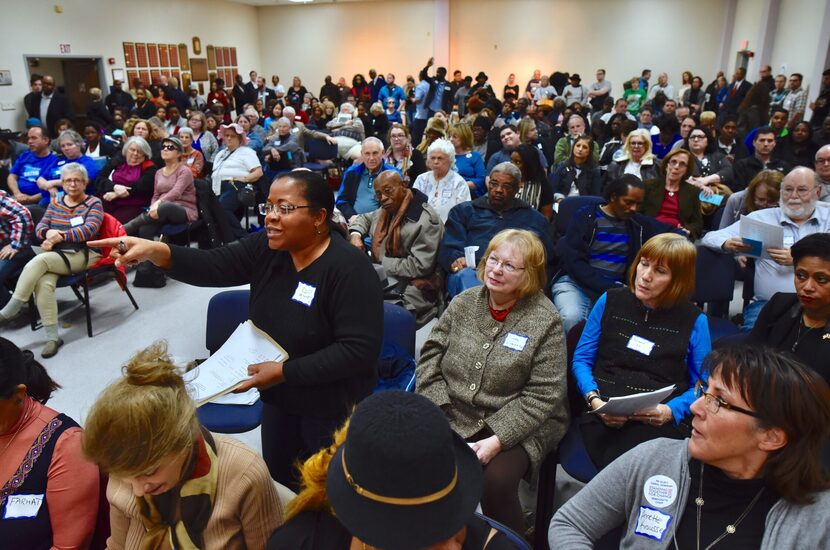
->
<box><xmin>464</xmin><ymin>245</ymin><xmax>479</xmax><ymax>268</ymax></box>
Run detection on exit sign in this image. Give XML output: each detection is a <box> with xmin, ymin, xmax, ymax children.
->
<box><xmin>59</xmin><ymin>44</ymin><xmax>71</xmax><ymax>54</ymax></box>
<box><xmin>741</xmin><ymin>39</ymin><xmax>749</xmax><ymax>50</ymax></box>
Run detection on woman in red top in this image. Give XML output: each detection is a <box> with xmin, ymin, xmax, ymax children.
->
<box><xmin>640</xmin><ymin>148</ymin><xmax>703</xmax><ymax>239</ymax></box>
<box><xmin>207</xmin><ymin>78</ymin><xmax>232</xmax><ymax>124</ymax></box>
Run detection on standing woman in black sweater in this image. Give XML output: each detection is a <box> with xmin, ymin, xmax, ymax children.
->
<box><xmin>89</xmin><ymin>170</ymin><xmax>384</xmax><ymax>490</ymax></box>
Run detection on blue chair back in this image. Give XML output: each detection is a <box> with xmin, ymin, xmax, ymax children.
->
<box><xmin>306</xmin><ymin>139</ymin><xmax>338</xmax><ymax>162</ymax></box>
<box><xmin>205</xmin><ymin>289</ymin><xmax>251</xmax><ymax>353</ymax></box>
<box><xmin>375</xmin><ymin>303</ymin><xmax>416</xmax><ymax>393</ymax></box>
<box><xmin>554</xmin><ymin>195</ymin><xmax>603</xmax><ymax>238</ymax></box>
<box><xmin>474</xmin><ymin>513</ymin><xmax>531</xmax><ymax>550</ymax></box>
<box><xmin>690</xmin><ymin>245</ymin><xmax>735</xmax><ymax>305</ymax></box>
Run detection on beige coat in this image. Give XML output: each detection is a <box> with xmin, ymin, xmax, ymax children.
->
<box><xmin>106</xmin><ymin>435</ymin><xmax>283</xmax><ymax>550</ymax></box>
<box><xmin>416</xmin><ymin>286</ymin><xmax>569</xmax><ymax>478</ymax></box>
<box><xmin>349</xmin><ymin>193</ymin><xmax>443</xmax><ymax>327</ymax></box>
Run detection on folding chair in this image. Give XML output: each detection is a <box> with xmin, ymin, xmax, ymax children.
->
<box><xmin>475</xmin><ymin>512</ymin><xmax>531</xmax><ymax>549</ymax></box>
<box><xmin>195</xmin><ymin>289</ymin><xmax>264</xmax><ymax>434</ymax></box>
<box><xmin>374</xmin><ymin>302</ymin><xmax>417</xmax><ymax>393</ymax></box>
<box><xmin>690</xmin><ymin>245</ymin><xmax>736</xmax><ymax>318</ymax></box>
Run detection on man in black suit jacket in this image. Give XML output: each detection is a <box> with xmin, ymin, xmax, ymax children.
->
<box><xmin>22</xmin><ymin>73</ymin><xmax>42</xmax><ymax>122</ymax></box>
<box><xmin>253</xmin><ymin>77</ymin><xmax>276</xmax><ymax>108</ymax></box>
<box><xmin>721</xmin><ymin>67</ymin><xmax>751</xmax><ymax>117</ymax></box>
<box><xmin>25</xmin><ymin>75</ymin><xmax>74</xmax><ymax>136</ymax></box>
<box><xmin>243</xmin><ymin>70</ymin><xmax>259</xmax><ymax>110</ymax></box>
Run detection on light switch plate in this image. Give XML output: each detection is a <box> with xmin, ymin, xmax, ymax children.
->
<box><xmin>1</xmin><ymin>103</ymin><xmax>16</xmax><ymax>111</ymax></box>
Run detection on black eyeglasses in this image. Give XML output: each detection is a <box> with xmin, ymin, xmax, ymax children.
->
<box><xmin>161</xmin><ymin>144</ymin><xmax>179</xmax><ymax>151</ymax></box>
<box><xmin>694</xmin><ymin>381</ymin><xmax>759</xmax><ymax>417</ymax></box>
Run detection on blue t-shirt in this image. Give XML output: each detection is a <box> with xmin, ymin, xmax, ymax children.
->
<box><xmin>353</xmin><ymin>170</ymin><xmax>380</xmax><ymax>215</ymax></box>
<box><xmin>50</xmin><ymin>155</ymin><xmax>102</xmax><ymax>187</ymax></box>
<box><xmin>414</xmin><ymin>81</ymin><xmax>431</xmax><ymax>120</ymax></box>
<box><xmin>10</xmin><ymin>151</ymin><xmax>59</xmax><ymax>196</ymax></box>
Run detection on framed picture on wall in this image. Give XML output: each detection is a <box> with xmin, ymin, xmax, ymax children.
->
<box><xmin>123</xmin><ymin>42</ymin><xmax>136</xmax><ymax>68</ymax></box>
<box><xmin>139</xmin><ymin>70</ymin><xmax>151</xmax><ymax>87</ymax></box>
<box><xmin>178</xmin><ymin>43</ymin><xmax>189</xmax><ymax>71</ymax></box>
<box><xmin>126</xmin><ymin>70</ymin><xmax>139</xmax><ymax>89</ymax></box>
<box><xmin>181</xmin><ymin>72</ymin><xmax>191</xmax><ymax>90</ymax></box>
<box><xmin>168</xmin><ymin>43</ymin><xmax>179</xmax><ymax>67</ymax></box>
<box><xmin>172</xmin><ymin>69</ymin><xmax>181</xmax><ymax>82</ymax></box>
<box><xmin>191</xmin><ymin>58</ymin><xmax>208</xmax><ymax>81</ymax></box>
<box><xmin>151</xmin><ymin>70</ymin><xmax>162</xmax><ymax>84</ymax></box>
<box><xmin>159</xmin><ymin>44</ymin><xmax>169</xmax><ymax>67</ymax></box>
<box><xmin>209</xmin><ymin>71</ymin><xmax>217</xmax><ymax>84</ymax></box>
<box><xmin>207</xmin><ymin>45</ymin><xmax>216</xmax><ymax>70</ymax></box>
<box><xmin>135</xmin><ymin>43</ymin><xmax>148</xmax><ymax>66</ymax></box>
<box><xmin>230</xmin><ymin>47</ymin><xmax>237</xmax><ymax>66</ymax></box>
<box><xmin>217</xmin><ymin>47</ymin><xmax>225</xmax><ymax>67</ymax></box>
<box><xmin>112</xmin><ymin>68</ymin><xmax>125</xmax><ymax>82</ymax></box>
<box><xmin>148</xmin><ymin>43</ymin><xmax>159</xmax><ymax>67</ymax></box>
<box><xmin>192</xmin><ymin>36</ymin><xmax>202</xmax><ymax>55</ymax></box>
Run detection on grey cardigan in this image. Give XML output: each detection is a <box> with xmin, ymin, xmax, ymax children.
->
<box><xmin>549</xmin><ymin>438</ymin><xmax>830</xmax><ymax>549</ymax></box>
<box><xmin>416</xmin><ymin>286</ymin><xmax>569</xmax><ymax>479</ymax></box>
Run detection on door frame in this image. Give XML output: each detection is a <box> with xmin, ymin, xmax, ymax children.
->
<box><xmin>22</xmin><ymin>54</ymin><xmax>107</xmax><ymax>95</ymax></box>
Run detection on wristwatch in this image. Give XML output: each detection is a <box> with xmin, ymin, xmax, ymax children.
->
<box><xmin>584</xmin><ymin>390</ymin><xmax>601</xmax><ymax>408</ymax></box>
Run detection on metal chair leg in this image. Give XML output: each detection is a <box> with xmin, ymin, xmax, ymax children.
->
<box><xmin>81</xmin><ymin>278</ymin><xmax>92</xmax><ymax>338</ymax></box>
<box><xmin>534</xmin><ymin>450</ymin><xmax>559</xmax><ymax>550</ymax></box>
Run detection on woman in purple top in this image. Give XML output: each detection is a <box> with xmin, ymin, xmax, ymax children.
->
<box><xmin>95</xmin><ymin>136</ymin><xmax>158</xmax><ymax>224</ymax></box>
<box><xmin>123</xmin><ymin>136</ymin><xmax>197</xmax><ymax>240</ymax></box>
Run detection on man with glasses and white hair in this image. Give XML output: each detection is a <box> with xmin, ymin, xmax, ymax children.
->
<box><xmin>703</xmin><ymin>166</ymin><xmax>830</xmax><ymax>329</ymax></box>
<box><xmin>335</xmin><ymin>137</ymin><xmax>398</xmax><ymax>222</ymax></box>
<box><xmin>815</xmin><ymin>144</ymin><xmax>830</xmax><ymax>202</ymax></box>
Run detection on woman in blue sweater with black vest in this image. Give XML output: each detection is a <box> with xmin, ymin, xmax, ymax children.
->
<box><xmin>571</xmin><ymin>233</ymin><xmax>711</xmax><ymax>469</ymax></box>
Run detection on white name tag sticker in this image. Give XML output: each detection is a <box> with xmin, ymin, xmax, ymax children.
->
<box><xmin>783</xmin><ymin>236</ymin><xmax>794</xmax><ymax>247</ymax></box>
<box><xmin>3</xmin><ymin>494</ymin><xmax>44</xmax><ymax>519</ymax></box>
<box><xmin>440</xmin><ymin>188</ymin><xmax>453</xmax><ymax>199</ymax></box>
<box><xmin>291</xmin><ymin>282</ymin><xmax>317</xmax><ymax>307</ymax></box>
<box><xmin>627</xmin><ymin>335</ymin><xmax>655</xmax><ymax>356</ymax></box>
<box><xmin>69</xmin><ymin>216</ymin><xmax>84</xmax><ymax>227</ymax></box>
<box><xmin>643</xmin><ymin>475</ymin><xmax>678</xmax><ymax>508</ymax></box>
<box><xmin>634</xmin><ymin>506</ymin><xmax>672</xmax><ymax>541</ymax></box>
<box><xmin>503</xmin><ymin>332</ymin><xmax>528</xmax><ymax>352</ymax></box>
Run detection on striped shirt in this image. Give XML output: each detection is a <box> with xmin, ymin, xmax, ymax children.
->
<box><xmin>0</xmin><ymin>190</ymin><xmax>33</xmax><ymax>250</ymax></box>
<box><xmin>36</xmin><ymin>195</ymin><xmax>104</xmax><ymax>243</ymax></box>
<box><xmin>588</xmin><ymin>210</ymin><xmax>630</xmax><ymax>282</ymax></box>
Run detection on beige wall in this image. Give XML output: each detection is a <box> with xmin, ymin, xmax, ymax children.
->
<box><xmin>255</xmin><ymin>0</ymin><xmax>434</xmax><ymax>94</ymax></box>
<box><xmin>0</xmin><ymin>0</ymin><xmax>261</xmax><ymax>129</ymax></box>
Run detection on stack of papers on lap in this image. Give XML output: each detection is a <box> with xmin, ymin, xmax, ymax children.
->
<box><xmin>185</xmin><ymin>320</ymin><xmax>288</xmax><ymax>406</ymax></box>
<box><xmin>739</xmin><ymin>217</ymin><xmax>784</xmax><ymax>258</ymax></box>
<box><xmin>588</xmin><ymin>385</ymin><xmax>676</xmax><ymax>416</ymax></box>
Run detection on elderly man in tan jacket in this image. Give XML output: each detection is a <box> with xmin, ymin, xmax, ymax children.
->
<box><xmin>348</xmin><ymin>170</ymin><xmax>443</xmax><ymax>327</ymax></box>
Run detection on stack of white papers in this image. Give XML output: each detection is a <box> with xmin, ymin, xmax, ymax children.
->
<box><xmin>739</xmin><ymin>217</ymin><xmax>784</xmax><ymax>258</ymax></box>
<box><xmin>589</xmin><ymin>385</ymin><xmax>676</xmax><ymax>416</ymax></box>
<box><xmin>184</xmin><ymin>320</ymin><xmax>288</xmax><ymax>407</ymax></box>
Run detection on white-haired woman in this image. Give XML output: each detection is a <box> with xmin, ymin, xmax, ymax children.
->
<box><xmin>327</xmin><ymin>102</ymin><xmax>365</xmax><ymax>158</ymax></box>
<box><xmin>95</xmin><ymin>135</ymin><xmax>158</xmax><ymax>224</ymax></box>
<box><xmin>39</xmin><ymin>130</ymin><xmax>102</xmax><ymax>199</ymax></box>
<box><xmin>412</xmin><ymin>138</ymin><xmax>471</xmax><ymax>223</ymax></box>
<box><xmin>604</xmin><ymin>128</ymin><xmax>659</xmax><ymax>182</ymax></box>
<box><xmin>0</xmin><ymin>163</ymin><xmax>103</xmax><ymax>357</ymax></box>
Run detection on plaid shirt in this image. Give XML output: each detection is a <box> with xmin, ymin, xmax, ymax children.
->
<box><xmin>0</xmin><ymin>190</ymin><xmax>33</xmax><ymax>250</ymax></box>
<box><xmin>783</xmin><ymin>87</ymin><xmax>808</xmax><ymax>117</ymax></box>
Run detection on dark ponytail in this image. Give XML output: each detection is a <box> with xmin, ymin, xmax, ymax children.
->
<box><xmin>0</xmin><ymin>338</ymin><xmax>60</xmax><ymax>404</ymax></box>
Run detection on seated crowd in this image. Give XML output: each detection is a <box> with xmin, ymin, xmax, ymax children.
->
<box><xmin>1</xmin><ymin>60</ymin><xmax>829</xmax><ymax>548</ymax></box>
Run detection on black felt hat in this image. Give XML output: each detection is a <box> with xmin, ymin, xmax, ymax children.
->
<box><xmin>326</xmin><ymin>391</ymin><xmax>483</xmax><ymax>550</ymax></box>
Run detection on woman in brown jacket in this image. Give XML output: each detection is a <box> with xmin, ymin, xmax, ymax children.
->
<box><xmin>416</xmin><ymin>228</ymin><xmax>569</xmax><ymax>535</ymax></box>
<box><xmin>640</xmin><ymin>148</ymin><xmax>703</xmax><ymax>239</ymax></box>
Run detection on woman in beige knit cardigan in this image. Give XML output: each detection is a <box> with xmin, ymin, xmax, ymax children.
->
<box><xmin>417</xmin><ymin>228</ymin><xmax>569</xmax><ymax>535</ymax></box>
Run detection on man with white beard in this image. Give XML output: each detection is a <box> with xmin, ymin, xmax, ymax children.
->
<box><xmin>702</xmin><ymin>167</ymin><xmax>830</xmax><ymax>329</ymax></box>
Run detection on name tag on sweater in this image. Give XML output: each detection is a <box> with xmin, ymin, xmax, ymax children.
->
<box><xmin>627</xmin><ymin>335</ymin><xmax>655</xmax><ymax>356</ymax></box>
<box><xmin>634</xmin><ymin>506</ymin><xmax>672</xmax><ymax>541</ymax></box>
<box><xmin>3</xmin><ymin>494</ymin><xmax>44</xmax><ymax>519</ymax></box>
<box><xmin>291</xmin><ymin>282</ymin><xmax>316</xmax><ymax>307</ymax></box>
<box><xmin>70</xmin><ymin>216</ymin><xmax>84</xmax><ymax>227</ymax></box>
<box><xmin>503</xmin><ymin>332</ymin><xmax>528</xmax><ymax>352</ymax></box>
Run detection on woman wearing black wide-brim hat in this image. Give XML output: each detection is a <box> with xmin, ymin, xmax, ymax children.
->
<box><xmin>267</xmin><ymin>391</ymin><xmax>520</xmax><ymax>549</ymax></box>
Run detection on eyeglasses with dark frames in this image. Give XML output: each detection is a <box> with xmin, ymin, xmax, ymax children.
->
<box><xmin>694</xmin><ymin>381</ymin><xmax>760</xmax><ymax>418</ymax></box>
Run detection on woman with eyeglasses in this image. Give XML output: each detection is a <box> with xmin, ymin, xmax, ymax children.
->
<box><xmin>417</xmin><ymin>229</ymin><xmax>569</xmax><ymax>534</ymax></box>
<box><xmin>605</xmin><ymin>129</ymin><xmax>659</xmax><ymax>183</ymax></box>
<box><xmin>551</xmin><ymin>345</ymin><xmax>830</xmax><ymax>549</ymax></box>
<box><xmin>88</xmin><ymin>170</ymin><xmax>383</xmax><ymax>492</ymax></box>
<box><xmin>571</xmin><ymin>233</ymin><xmax>711</xmax><ymax>470</ymax></box>
<box><xmin>383</xmin><ymin>123</ymin><xmax>426</xmax><ymax>186</ymax></box>
<box><xmin>719</xmin><ymin>169</ymin><xmax>783</xmax><ymax>228</ymax></box>
<box><xmin>641</xmin><ymin>148</ymin><xmax>703</xmax><ymax>239</ymax></box>
<box><xmin>123</xmin><ymin>136</ymin><xmax>197</xmax><ymax>240</ymax></box>
<box><xmin>683</xmin><ymin>127</ymin><xmax>731</xmax><ymax>180</ymax></box>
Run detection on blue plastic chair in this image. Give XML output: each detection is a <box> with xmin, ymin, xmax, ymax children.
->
<box><xmin>374</xmin><ymin>303</ymin><xmax>417</xmax><ymax>393</ymax></box>
<box><xmin>196</xmin><ymin>289</ymin><xmax>264</xmax><ymax>433</ymax></box>
<box><xmin>303</xmin><ymin>139</ymin><xmax>339</xmax><ymax>174</ymax></box>
<box><xmin>554</xmin><ymin>195</ymin><xmax>604</xmax><ymax>239</ymax></box>
<box><xmin>691</xmin><ymin>245</ymin><xmax>736</xmax><ymax>318</ymax></box>
<box><xmin>475</xmin><ymin>512</ymin><xmax>531</xmax><ymax>549</ymax></box>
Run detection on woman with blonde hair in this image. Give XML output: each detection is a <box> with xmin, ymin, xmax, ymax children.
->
<box><xmin>448</xmin><ymin>122</ymin><xmax>486</xmax><ymax>197</ymax></box>
<box><xmin>83</xmin><ymin>341</ymin><xmax>283</xmax><ymax>550</ymax></box>
<box><xmin>417</xmin><ymin>229</ymin><xmax>569</xmax><ymax>533</ymax></box>
<box><xmin>186</xmin><ymin>111</ymin><xmax>219</xmax><ymax>162</ymax></box>
<box><xmin>604</xmin><ymin>128</ymin><xmax>658</xmax><ymax>182</ymax></box>
<box><xmin>719</xmin><ymin>169</ymin><xmax>784</xmax><ymax>228</ymax></box>
<box><xmin>572</xmin><ymin>232</ymin><xmax>711</xmax><ymax>469</ymax></box>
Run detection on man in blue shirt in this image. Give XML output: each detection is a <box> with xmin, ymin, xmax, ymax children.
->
<box><xmin>7</xmin><ymin>126</ymin><xmax>58</xmax><ymax>205</ymax></box>
<box><xmin>378</xmin><ymin>74</ymin><xmax>407</xmax><ymax>110</ymax></box>
<box><xmin>335</xmin><ymin>137</ymin><xmax>398</xmax><ymax>221</ymax></box>
<box><xmin>410</xmin><ymin>78</ymin><xmax>431</xmax><ymax>147</ymax></box>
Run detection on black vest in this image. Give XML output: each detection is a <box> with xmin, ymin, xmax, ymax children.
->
<box><xmin>0</xmin><ymin>414</ymin><xmax>78</xmax><ymax>550</ymax></box>
<box><xmin>594</xmin><ymin>288</ymin><xmax>700</xmax><ymax>399</ymax></box>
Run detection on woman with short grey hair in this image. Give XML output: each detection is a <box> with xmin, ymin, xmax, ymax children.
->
<box><xmin>38</xmin><ymin>129</ymin><xmax>103</xmax><ymax>200</ymax></box>
<box><xmin>0</xmin><ymin>162</ymin><xmax>104</xmax><ymax>357</ymax></box>
<box><xmin>95</xmin><ymin>135</ymin><xmax>158</xmax><ymax>223</ymax></box>
<box><xmin>411</xmin><ymin>138</ymin><xmax>470</xmax><ymax>223</ymax></box>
